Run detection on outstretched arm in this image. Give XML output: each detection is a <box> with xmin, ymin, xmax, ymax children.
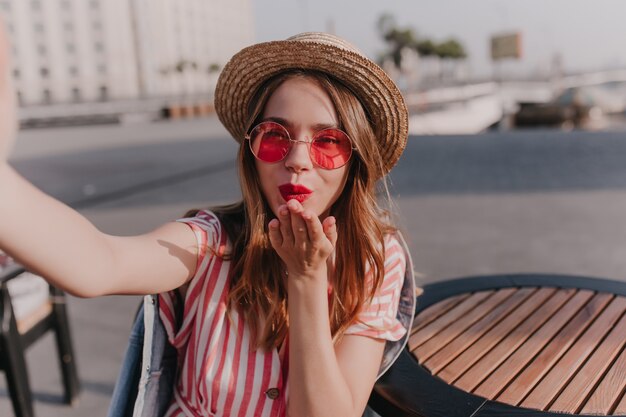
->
<box><xmin>0</xmin><ymin>18</ymin><xmax>197</xmax><ymax>297</ymax></box>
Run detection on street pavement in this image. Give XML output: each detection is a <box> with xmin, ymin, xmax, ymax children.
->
<box><xmin>3</xmin><ymin>116</ymin><xmax>626</xmax><ymax>416</ymax></box>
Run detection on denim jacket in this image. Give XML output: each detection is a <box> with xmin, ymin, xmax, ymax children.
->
<box><xmin>107</xmin><ymin>232</ymin><xmax>416</xmax><ymax>417</ymax></box>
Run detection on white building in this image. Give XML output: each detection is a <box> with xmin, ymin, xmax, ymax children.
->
<box><xmin>1</xmin><ymin>0</ymin><xmax>138</xmax><ymax>105</ymax></box>
<box><xmin>0</xmin><ymin>0</ymin><xmax>254</xmax><ymax>106</ymax></box>
<box><xmin>131</xmin><ymin>0</ymin><xmax>254</xmax><ymax>98</ymax></box>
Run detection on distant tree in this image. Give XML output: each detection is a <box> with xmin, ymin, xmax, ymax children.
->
<box><xmin>416</xmin><ymin>39</ymin><xmax>437</xmax><ymax>57</ymax></box>
<box><xmin>377</xmin><ymin>13</ymin><xmax>419</xmax><ymax>69</ymax></box>
<box><xmin>377</xmin><ymin>13</ymin><xmax>468</xmax><ymax>86</ymax></box>
<box><xmin>207</xmin><ymin>63</ymin><xmax>221</xmax><ymax>74</ymax></box>
<box><xmin>435</xmin><ymin>39</ymin><xmax>466</xmax><ymax>59</ymax></box>
<box><xmin>159</xmin><ymin>59</ymin><xmax>201</xmax><ymax>96</ymax></box>
<box><xmin>377</xmin><ymin>13</ymin><xmax>467</xmax><ymax>62</ymax></box>
<box><xmin>377</xmin><ymin>13</ymin><xmax>396</xmax><ymax>37</ymax></box>
<box><xmin>174</xmin><ymin>60</ymin><xmax>199</xmax><ymax>73</ymax></box>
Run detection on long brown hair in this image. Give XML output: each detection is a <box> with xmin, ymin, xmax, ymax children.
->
<box><xmin>187</xmin><ymin>70</ymin><xmax>396</xmax><ymax>350</ymax></box>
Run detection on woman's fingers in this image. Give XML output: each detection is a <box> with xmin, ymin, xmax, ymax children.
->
<box><xmin>272</xmin><ymin>202</ymin><xmax>336</xmax><ymax>276</ymax></box>
<box><xmin>303</xmin><ymin>210</ymin><xmax>324</xmax><ymax>243</ymax></box>
<box><xmin>322</xmin><ymin>216</ymin><xmax>338</xmax><ymax>247</ymax></box>
<box><xmin>287</xmin><ymin>200</ymin><xmax>309</xmax><ymax>244</ymax></box>
<box><xmin>267</xmin><ymin>218</ymin><xmax>282</xmax><ymax>249</ymax></box>
<box><xmin>284</xmin><ymin>200</ymin><xmax>335</xmax><ymax>250</ymax></box>
<box><xmin>276</xmin><ymin>198</ymin><xmax>336</xmax><ymax>247</ymax></box>
<box><xmin>278</xmin><ymin>204</ymin><xmax>294</xmax><ymax>245</ymax></box>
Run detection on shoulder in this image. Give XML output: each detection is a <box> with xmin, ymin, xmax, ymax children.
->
<box><xmin>382</xmin><ymin>233</ymin><xmax>406</xmax><ymax>273</ymax></box>
<box><xmin>176</xmin><ymin>210</ymin><xmax>227</xmax><ymax>249</ymax></box>
<box><xmin>383</xmin><ymin>233</ymin><xmax>404</xmax><ymax>258</ymax></box>
<box><xmin>172</xmin><ymin>209</ymin><xmax>233</xmax><ymax>275</ymax></box>
<box><xmin>177</xmin><ymin>209</ymin><xmax>222</xmax><ymax>230</ymax></box>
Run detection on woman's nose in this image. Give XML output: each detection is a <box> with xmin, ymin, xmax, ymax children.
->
<box><xmin>284</xmin><ymin>136</ymin><xmax>313</xmax><ymax>172</ymax></box>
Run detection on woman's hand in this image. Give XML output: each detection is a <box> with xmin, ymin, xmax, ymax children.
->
<box><xmin>0</xmin><ymin>17</ymin><xmax>17</xmax><ymax>163</ymax></box>
<box><xmin>268</xmin><ymin>199</ymin><xmax>337</xmax><ymax>281</ymax></box>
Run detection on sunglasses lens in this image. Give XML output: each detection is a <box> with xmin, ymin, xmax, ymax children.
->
<box><xmin>311</xmin><ymin>129</ymin><xmax>353</xmax><ymax>169</ymax></box>
<box><xmin>249</xmin><ymin>122</ymin><xmax>290</xmax><ymax>163</ymax></box>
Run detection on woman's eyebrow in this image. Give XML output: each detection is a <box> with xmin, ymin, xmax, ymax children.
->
<box><xmin>261</xmin><ymin>117</ymin><xmax>338</xmax><ymax>130</ymax></box>
<box><xmin>311</xmin><ymin>122</ymin><xmax>339</xmax><ymax>131</ymax></box>
<box><xmin>261</xmin><ymin>116</ymin><xmax>292</xmax><ymax>127</ymax></box>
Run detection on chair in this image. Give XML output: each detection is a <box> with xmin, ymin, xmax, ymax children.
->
<box><xmin>0</xmin><ymin>259</ymin><xmax>80</xmax><ymax>417</ymax></box>
<box><xmin>369</xmin><ymin>273</ymin><xmax>626</xmax><ymax>417</ymax></box>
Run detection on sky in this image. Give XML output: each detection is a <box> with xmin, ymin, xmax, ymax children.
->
<box><xmin>253</xmin><ymin>0</ymin><xmax>626</xmax><ymax>79</ymax></box>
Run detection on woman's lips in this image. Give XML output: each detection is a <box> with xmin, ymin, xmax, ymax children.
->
<box><xmin>279</xmin><ymin>183</ymin><xmax>313</xmax><ymax>203</ymax></box>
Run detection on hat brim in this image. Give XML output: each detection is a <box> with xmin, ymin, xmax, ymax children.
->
<box><xmin>215</xmin><ymin>39</ymin><xmax>408</xmax><ymax>177</ymax></box>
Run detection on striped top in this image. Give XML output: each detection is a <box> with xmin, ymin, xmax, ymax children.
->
<box><xmin>158</xmin><ymin>210</ymin><xmax>406</xmax><ymax>417</ymax></box>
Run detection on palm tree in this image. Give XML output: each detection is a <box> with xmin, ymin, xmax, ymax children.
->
<box><xmin>435</xmin><ymin>39</ymin><xmax>466</xmax><ymax>59</ymax></box>
<box><xmin>377</xmin><ymin>13</ymin><xmax>468</xmax><ymax>85</ymax></box>
<box><xmin>377</xmin><ymin>13</ymin><xmax>419</xmax><ymax>70</ymax></box>
<box><xmin>435</xmin><ymin>39</ymin><xmax>467</xmax><ymax>82</ymax></box>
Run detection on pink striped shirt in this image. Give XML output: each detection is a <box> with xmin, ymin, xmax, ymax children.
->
<box><xmin>159</xmin><ymin>210</ymin><xmax>406</xmax><ymax>417</ymax></box>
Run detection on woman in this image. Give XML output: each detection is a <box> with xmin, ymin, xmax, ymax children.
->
<box><xmin>0</xmin><ymin>27</ymin><xmax>415</xmax><ymax>417</ymax></box>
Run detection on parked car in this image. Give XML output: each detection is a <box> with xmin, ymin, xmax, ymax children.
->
<box><xmin>513</xmin><ymin>87</ymin><xmax>603</xmax><ymax>130</ymax></box>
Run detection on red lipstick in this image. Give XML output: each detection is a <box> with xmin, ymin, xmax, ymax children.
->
<box><xmin>279</xmin><ymin>183</ymin><xmax>313</xmax><ymax>203</ymax></box>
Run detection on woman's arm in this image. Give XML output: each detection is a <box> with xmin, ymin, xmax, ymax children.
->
<box><xmin>287</xmin><ymin>279</ymin><xmax>385</xmax><ymax>417</ymax></box>
<box><xmin>0</xmin><ymin>17</ymin><xmax>17</xmax><ymax>162</ymax></box>
<box><xmin>0</xmin><ymin>165</ymin><xmax>198</xmax><ymax>297</ymax></box>
<box><xmin>268</xmin><ymin>200</ymin><xmax>385</xmax><ymax>417</ymax></box>
<box><xmin>0</xmin><ymin>20</ymin><xmax>197</xmax><ymax>297</ymax></box>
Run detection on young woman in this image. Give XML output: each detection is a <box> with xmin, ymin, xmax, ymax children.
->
<box><xmin>0</xmin><ymin>26</ymin><xmax>415</xmax><ymax>417</ymax></box>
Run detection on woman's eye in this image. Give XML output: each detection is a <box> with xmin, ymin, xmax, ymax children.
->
<box><xmin>265</xmin><ymin>130</ymin><xmax>289</xmax><ymax>139</ymax></box>
<box><xmin>316</xmin><ymin>136</ymin><xmax>340</xmax><ymax>145</ymax></box>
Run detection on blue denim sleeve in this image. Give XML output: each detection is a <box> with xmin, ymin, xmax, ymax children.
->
<box><xmin>107</xmin><ymin>296</ymin><xmax>179</xmax><ymax>417</ymax></box>
<box><xmin>107</xmin><ymin>306</ymin><xmax>144</xmax><ymax>417</ymax></box>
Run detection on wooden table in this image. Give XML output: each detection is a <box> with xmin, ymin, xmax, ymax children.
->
<box><xmin>370</xmin><ymin>274</ymin><xmax>626</xmax><ymax>417</ymax></box>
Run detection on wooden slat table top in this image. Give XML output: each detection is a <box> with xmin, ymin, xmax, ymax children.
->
<box><xmin>409</xmin><ymin>286</ymin><xmax>626</xmax><ymax>416</ymax></box>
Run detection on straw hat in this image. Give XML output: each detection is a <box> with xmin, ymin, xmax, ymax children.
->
<box><xmin>214</xmin><ymin>32</ymin><xmax>408</xmax><ymax>177</ymax></box>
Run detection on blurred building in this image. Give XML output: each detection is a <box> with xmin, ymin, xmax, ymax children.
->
<box><xmin>130</xmin><ymin>0</ymin><xmax>253</xmax><ymax>99</ymax></box>
<box><xmin>0</xmin><ymin>0</ymin><xmax>137</xmax><ymax>105</ymax></box>
<box><xmin>0</xmin><ymin>0</ymin><xmax>253</xmax><ymax>106</ymax></box>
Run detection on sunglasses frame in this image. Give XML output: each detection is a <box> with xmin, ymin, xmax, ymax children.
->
<box><xmin>244</xmin><ymin>121</ymin><xmax>357</xmax><ymax>170</ymax></box>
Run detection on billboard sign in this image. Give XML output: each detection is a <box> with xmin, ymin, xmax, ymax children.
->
<box><xmin>491</xmin><ymin>32</ymin><xmax>522</xmax><ymax>60</ymax></box>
